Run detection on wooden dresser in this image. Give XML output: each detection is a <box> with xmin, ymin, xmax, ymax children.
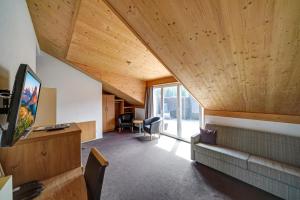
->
<box><xmin>0</xmin><ymin>123</ymin><xmax>81</xmax><ymax>187</ymax></box>
<box><xmin>0</xmin><ymin>123</ymin><xmax>88</xmax><ymax>199</ymax></box>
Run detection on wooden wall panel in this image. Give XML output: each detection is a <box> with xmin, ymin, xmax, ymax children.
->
<box><xmin>205</xmin><ymin>110</ymin><xmax>300</xmax><ymax>124</ymax></box>
<box><xmin>105</xmin><ymin>0</ymin><xmax>300</xmax><ymax>116</ymax></box>
<box><xmin>146</xmin><ymin>76</ymin><xmax>178</xmax><ymax>87</ymax></box>
<box><xmin>35</xmin><ymin>87</ymin><xmax>57</xmax><ymax>127</ymax></box>
<box><xmin>77</xmin><ymin>121</ymin><xmax>96</xmax><ymax>142</ymax></box>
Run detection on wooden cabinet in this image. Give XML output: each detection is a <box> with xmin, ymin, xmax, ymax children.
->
<box><xmin>0</xmin><ymin>124</ymin><xmax>81</xmax><ymax>187</ymax></box>
<box><xmin>102</xmin><ymin>95</ymin><xmax>115</xmax><ymax>132</ymax></box>
<box><xmin>114</xmin><ymin>99</ymin><xmax>124</xmax><ymax>127</ymax></box>
<box><xmin>0</xmin><ymin>124</ymin><xmax>88</xmax><ymax>199</ymax></box>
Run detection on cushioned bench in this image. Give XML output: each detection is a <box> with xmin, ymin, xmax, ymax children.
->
<box><xmin>191</xmin><ymin>124</ymin><xmax>300</xmax><ymax>200</ymax></box>
<box><xmin>248</xmin><ymin>155</ymin><xmax>300</xmax><ymax>187</ymax></box>
<box><xmin>194</xmin><ymin>143</ymin><xmax>250</xmax><ymax>169</ymax></box>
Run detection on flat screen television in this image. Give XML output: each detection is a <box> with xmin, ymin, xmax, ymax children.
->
<box><xmin>1</xmin><ymin>64</ymin><xmax>41</xmax><ymax>146</ymax></box>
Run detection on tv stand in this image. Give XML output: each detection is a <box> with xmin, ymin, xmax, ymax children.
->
<box><xmin>0</xmin><ymin>123</ymin><xmax>82</xmax><ymax>187</ymax></box>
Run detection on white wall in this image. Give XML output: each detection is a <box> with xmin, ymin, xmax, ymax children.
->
<box><xmin>0</xmin><ymin>0</ymin><xmax>37</xmax><ymax>89</ymax></box>
<box><xmin>135</xmin><ymin>108</ymin><xmax>145</xmax><ymax>120</ymax></box>
<box><xmin>0</xmin><ymin>0</ymin><xmax>37</xmax><ymax>124</ymax></box>
<box><xmin>205</xmin><ymin>115</ymin><xmax>300</xmax><ymax>137</ymax></box>
<box><xmin>37</xmin><ymin>51</ymin><xmax>103</xmax><ymax>138</ymax></box>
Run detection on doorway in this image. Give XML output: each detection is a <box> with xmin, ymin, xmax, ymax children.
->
<box><xmin>153</xmin><ymin>84</ymin><xmax>202</xmax><ymax>142</ymax></box>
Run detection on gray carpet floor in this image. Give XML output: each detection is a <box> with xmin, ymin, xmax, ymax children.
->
<box><xmin>82</xmin><ymin>132</ymin><xmax>280</xmax><ymax>200</ymax></box>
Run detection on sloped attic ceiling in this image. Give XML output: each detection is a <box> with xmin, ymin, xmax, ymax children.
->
<box><xmin>105</xmin><ymin>0</ymin><xmax>300</xmax><ymax>115</ymax></box>
<box><xmin>27</xmin><ymin>0</ymin><xmax>171</xmax><ymax>105</ymax></box>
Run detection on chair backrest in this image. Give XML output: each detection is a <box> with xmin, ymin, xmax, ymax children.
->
<box><xmin>151</xmin><ymin>117</ymin><xmax>161</xmax><ymax>123</ymax></box>
<box><xmin>118</xmin><ymin>113</ymin><xmax>133</xmax><ymax>123</ymax></box>
<box><xmin>205</xmin><ymin>124</ymin><xmax>300</xmax><ymax>167</ymax></box>
<box><xmin>84</xmin><ymin>148</ymin><xmax>109</xmax><ymax>200</ymax></box>
<box><xmin>144</xmin><ymin>117</ymin><xmax>160</xmax><ymax>125</ymax></box>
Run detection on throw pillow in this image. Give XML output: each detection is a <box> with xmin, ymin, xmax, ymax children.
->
<box><xmin>200</xmin><ymin>128</ymin><xmax>217</xmax><ymax>145</ymax></box>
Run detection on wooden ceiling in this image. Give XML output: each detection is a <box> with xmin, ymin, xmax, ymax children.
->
<box><xmin>71</xmin><ymin>61</ymin><xmax>146</xmax><ymax>104</ymax></box>
<box><xmin>105</xmin><ymin>0</ymin><xmax>300</xmax><ymax>115</ymax></box>
<box><xmin>66</xmin><ymin>0</ymin><xmax>170</xmax><ymax>80</ymax></box>
<box><xmin>27</xmin><ymin>0</ymin><xmax>171</xmax><ymax>105</ymax></box>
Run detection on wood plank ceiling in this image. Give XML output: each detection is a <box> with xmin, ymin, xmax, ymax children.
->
<box><xmin>27</xmin><ymin>0</ymin><xmax>171</xmax><ymax>105</ymax></box>
<box><xmin>67</xmin><ymin>0</ymin><xmax>169</xmax><ymax>80</ymax></box>
<box><xmin>105</xmin><ymin>0</ymin><xmax>300</xmax><ymax>116</ymax></box>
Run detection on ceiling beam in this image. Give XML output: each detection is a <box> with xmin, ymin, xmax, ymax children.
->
<box><xmin>146</xmin><ymin>76</ymin><xmax>178</xmax><ymax>87</ymax></box>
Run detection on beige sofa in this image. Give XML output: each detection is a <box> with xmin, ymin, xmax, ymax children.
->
<box><xmin>191</xmin><ymin>124</ymin><xmax>300</xmax><ymax>200</ymax></box>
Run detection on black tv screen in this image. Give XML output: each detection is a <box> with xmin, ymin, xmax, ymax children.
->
<box><xmin>1</xmin><ymin>64</ymin><xmax>41</xmax><ymax>146</ymax></box>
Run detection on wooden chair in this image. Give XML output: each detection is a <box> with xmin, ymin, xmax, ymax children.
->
<box><xmin>84</xmin><ymin>148</ymin><xmax>109</xmax><ymax>200</ymax></box>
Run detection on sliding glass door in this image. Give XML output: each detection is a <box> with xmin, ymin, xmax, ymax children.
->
<box><xmin>153</xmin><ymin>84</ymin><xmax>202</xmax><ymax>142</ymax></box>
<box><xmin>180</xmin><ymin>86</ymin><xmax>201</xmax><ymax>141</ymax></box>
<box><xmin>162</xmin><ymin>86</ymin><xmax>178</xmax><ymax>137</ymax></box>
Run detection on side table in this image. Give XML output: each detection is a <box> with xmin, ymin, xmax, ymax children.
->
<box><xmin>133</xmin><ymin>120</ymin><xmax>143</xmax><ymax>134</ymax></box>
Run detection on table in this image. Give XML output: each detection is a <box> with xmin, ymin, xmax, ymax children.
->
<box><xmin>133</xmin><ymin>120</ymin><xmax>143</xmax><ymax>134</ymax></box>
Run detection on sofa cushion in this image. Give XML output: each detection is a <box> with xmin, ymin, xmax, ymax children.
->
<box><xmin>248</xmin><ymin>155</ymin><xmax>300</xmax><ymax>188</ymax></box>
<box><xmin>205</xmin><ymin>124</ymin><xmax>300</xmax><ymax>167</ymax></box>
<box><xmin>194</xmin><ymin>143</ymin><xmax>250</xmax><ymax>169</ymax></box>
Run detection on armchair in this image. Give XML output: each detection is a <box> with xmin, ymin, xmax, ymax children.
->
<box><xmin>118</xmin><ymin>113</ymin><xmax>134</xmax><ymax>132</ymax></box>
<box><xmin>143</xmin><ymin>117</ymin><xmax>162</xmax><ymax>140</ymax></box>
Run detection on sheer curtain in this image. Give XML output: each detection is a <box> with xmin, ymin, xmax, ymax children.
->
<box><xmin>144</xmin><ymin>86</ymin><xmax>153</xmax><ymax>119</ymax></box>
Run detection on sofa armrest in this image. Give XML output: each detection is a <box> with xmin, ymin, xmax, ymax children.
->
<box><xmin>191</xmin><ymin>133</ymin><xmax>201</xmax><ymax>161</ymax></box>
<box><xmin>191</xmin><ymin>133</ymin><xmax>201</xmax><ymax>145</ymax></box>
<box><xmin>150</xmin><ymin>120</ymin><xmax>161</xmax><ymax>133</ymax></box>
